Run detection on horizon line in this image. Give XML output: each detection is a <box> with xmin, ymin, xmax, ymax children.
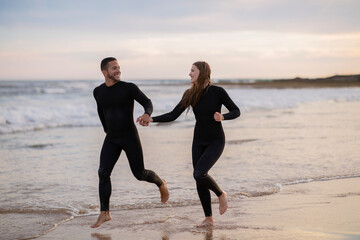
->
<box><xmin>0</xmin><ymin>73</ymin><xmax>359</xmax><ymax>82</ymax></box>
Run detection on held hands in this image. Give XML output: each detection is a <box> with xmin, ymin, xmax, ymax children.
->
<box><xmin>137</xmin><ymin>112</ymin><xmax>223</xmax><ymax>125</ymax></box>
<box><xmin>214</xmin><ymin>112</ymin><xmax>224</xmax><ymax>122</ymax></box>
<box><xmin>136</xmin><ymin>114</ymin><xmax>153</xmax><ymax>126</ymax></box>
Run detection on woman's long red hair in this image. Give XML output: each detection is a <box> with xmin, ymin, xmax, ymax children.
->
<box><xmin>180</xmin><ymin>61</ymin><xmax>212</xmax><ymax>109</ymax></box>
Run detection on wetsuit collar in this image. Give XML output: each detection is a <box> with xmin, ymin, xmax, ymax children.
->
<box><xmin>105</xmin><ymin>80</ymin><xmax>120</xmax><ymax>87</ymax></box>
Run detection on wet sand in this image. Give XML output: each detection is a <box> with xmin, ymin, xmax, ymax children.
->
<box><xmin>36</xmin><ymin>99</ymin><xmax>360</xmax><ymax>240</ymax></box>
<box><xmin>6</xmin><ymin>94</ymin><xmax>358</xmax><ymax>240</ymax></box>
<box><xmin>39</xmin><ymin>177</ymin><xmax>360</xmax><ymax>240</ymax></box>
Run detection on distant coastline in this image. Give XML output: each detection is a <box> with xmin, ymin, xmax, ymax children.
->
<box><xmin>217</xmin><ymin>74</ymin><xmax>360</xmax><ymax>88</ymax></box>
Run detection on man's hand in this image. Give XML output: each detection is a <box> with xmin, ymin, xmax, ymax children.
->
<box><xmin>136</xmin><ymin>114</ymin><xmax>152</xmax><ymax>126</ymax></box>
<box><xmin>214</xmin><ymin>112</ymin><xmax>224</xmax><ymax>122</ymax></box>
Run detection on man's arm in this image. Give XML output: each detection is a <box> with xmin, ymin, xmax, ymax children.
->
<box><xmin>131</xmin><ymin>83</ymin><xmax>153</xmax><ymax>116</ymax></box>
<box><xmin>93</xmin><ymin>88</ymin><xmax>107</xmax><ymax>132</ymax></box>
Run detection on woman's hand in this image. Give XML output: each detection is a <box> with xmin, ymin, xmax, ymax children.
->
<box><xmin>214</xmin><ymin>112</ymin><xmax>224</xmax><ymax>122</ymax></box>
<box><xmin>136</xmin><ymin>114</ymin><xmax>153</xmax><ymax>126</ymax></box>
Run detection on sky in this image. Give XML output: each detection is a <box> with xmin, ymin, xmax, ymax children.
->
<box><xmin>0</xmin><ymin>0</ymin><xmax>359</xmax><ymax>80</ymax></box>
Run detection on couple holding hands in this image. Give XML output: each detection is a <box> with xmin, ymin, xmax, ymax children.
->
<box><xmin>92</xmin><ymin>57</ymin><xmax>240</xmax><ymax>228</ymax></box>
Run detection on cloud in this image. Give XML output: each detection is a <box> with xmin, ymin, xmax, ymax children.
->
<box><xmin>1</xmin><ymin>0</ymin><xmax>359</xmax><ymax>34</ymax></box>
<box><xmin>1</xmin><ymin>29</ymin><xmax>359</xmax><ymax>79</ymax></box>
<box><xmin>0</xmin><ymin>0</ymin><xmax>359</xmax><ymax>80</ymax></box>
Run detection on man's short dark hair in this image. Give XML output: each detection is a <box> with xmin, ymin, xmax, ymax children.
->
<box><xmin>100</xmin><ymin>57</ymin><xmax>117</xmax><ymax>71</ymax></box>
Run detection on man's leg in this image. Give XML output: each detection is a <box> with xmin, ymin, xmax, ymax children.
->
<box><xmin>91</xmin><ymin>135</ymin><xmax>121</xmax><ymax>228</ymax></box>
<box><xmin>124</xmin><ymin>134</ymin><xmax>169</xmax><ymax>203</ymax></box>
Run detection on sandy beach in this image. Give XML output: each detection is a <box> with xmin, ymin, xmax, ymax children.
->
<box><xmin>1</xmin><ymin>81</ymin><xmax>360</xmax><ymax>240</ymax></box>
<box><xmin>37</xmin><ymin>99</ymin><xmax>360</xmax><ymax>240</ymax></box>
<box><xmin>38</xmin><ymin>177</ymin><xmax>360</xmax><ymax>240</ymax></box>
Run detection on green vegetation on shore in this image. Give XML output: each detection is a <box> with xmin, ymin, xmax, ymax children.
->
<box><xmin>219</xmin><ymin>74</ymin><xmax>360</xmax><ymax>88</ymax></box>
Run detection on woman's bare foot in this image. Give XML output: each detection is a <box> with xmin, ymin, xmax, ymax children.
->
<box><xmin>159</xmin><ymin>179</ymin><xmax>170</xmax><ymax>203</ymax></box>
<box><xmin>219</xmin><ymin>191</ymin><xmax>228</xmax><ymax>215</ymax></box>
<box><xmin>196</xmin><ymin>216</ymin><xmax>214</xmax><ymax>228</ymax></box>
<box><xmin>90</xmin><ymin>211</ymin><xmax>111</xmax><ymax>228</ymax></box>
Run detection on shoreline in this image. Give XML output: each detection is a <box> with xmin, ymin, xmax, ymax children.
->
<box><xmin>2</xmin><ymin>94</ymin><xmax>359</xmax><ymax>240</ymax></box>
<box><xmin>38</xmin><ymin>177</ymin><xmax>360</xmax><ymax>240</ymax></box>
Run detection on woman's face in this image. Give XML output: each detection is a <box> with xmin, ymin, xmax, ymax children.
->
<box><xmin>189</xmin><ymin>65</ymin><xmax>200</xmax><ymax>83</ymax></box>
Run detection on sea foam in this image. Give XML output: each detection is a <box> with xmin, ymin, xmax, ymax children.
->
<box><xmin>1</xmin><ymin>80</ymin><xmax>360</xmax><ymax>134</ymax></box>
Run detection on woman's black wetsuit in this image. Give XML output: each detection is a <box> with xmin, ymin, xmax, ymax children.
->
<box><xmin>152</xmin><ymin>85</ymin><xmax>240</xmax><ymax>216</ymax></box>
<box><xmin>94</xmin><ymin>81</ymin><xmax>163</xmax><ymax>211</ymax></box>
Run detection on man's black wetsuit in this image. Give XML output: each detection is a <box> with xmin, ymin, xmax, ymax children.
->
<box><xmin>94</xmin><ymin>81</ymin><xmax>163</xmax><ymax>211</ymax></box>
<box><xmin>152</xmin><ymin>85</ymin><xmax>240</xmax><ymax>217</ymax></box>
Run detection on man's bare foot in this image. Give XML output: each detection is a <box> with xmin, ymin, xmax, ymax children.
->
<box><xmin>219</xmin><ymin>191</ymin><xmax>228</xmax><ymax>215</ymax></box>
<box><xmin>159</xmin><ymin>179</ymin><xmax>170</xmax><ymax>203</ymax></box>
<box><xmin>90</xmin><ymin>211</ymin><xmax>111</xmax><ymax>228</ymax></box>
<box><xmin>196</xmin><ymin>216</ymin><xmax>214</xmax><ymax>228</ymax></box>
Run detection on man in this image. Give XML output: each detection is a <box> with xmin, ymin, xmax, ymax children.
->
<box><xmin>91</xmin><ymin>57</ymin><xmax>169</xmax><ymax>228</ymax></box>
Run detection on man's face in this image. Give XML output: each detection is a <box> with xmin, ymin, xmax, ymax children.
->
<box><xmin>104</xmin><ymin>60</ymin><xmax>121</xmax><ymax>81</ymax></box>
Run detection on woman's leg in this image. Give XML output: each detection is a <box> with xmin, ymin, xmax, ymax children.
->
<box><xmin>192</xmin><ymin>137</ymin><xmax>225</xmax><ymax>218</ymax></box>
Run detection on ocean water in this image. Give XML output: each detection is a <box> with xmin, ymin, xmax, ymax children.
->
<box><xmin>1</xmin><ymin>80</ymin><xmax>359</xmax><ymax>134</ymax></box>
<box><xmin>0</xmin><ymin>80</ymin><xmax>360</xmax><ymax>239</ymax></box>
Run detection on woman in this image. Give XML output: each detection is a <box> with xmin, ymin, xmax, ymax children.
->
<box><xmin>139</xmin><ymin>61</ymin><xmax>240</xmax><ymax>227</ymax></box>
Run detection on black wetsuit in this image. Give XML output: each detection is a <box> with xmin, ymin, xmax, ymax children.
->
<box><xmin>152</xmin><ymin>85</ymin><xmax>240</xmax><ymax>216</ymax></box>
<box><xmin>94</xmin><ymin>81</ymin><xmax>163</xmax><ymax>211</ymax></box>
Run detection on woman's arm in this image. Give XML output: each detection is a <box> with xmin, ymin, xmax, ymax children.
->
<box><xmin>218</xmin><ymin>87</ymin><xmax>240</xmax><ymax>121</ymax></box>
<box><xmin>151</xmin><ymin>100</ymin><xmax>186</xmax><ymax>122</ymax></box>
